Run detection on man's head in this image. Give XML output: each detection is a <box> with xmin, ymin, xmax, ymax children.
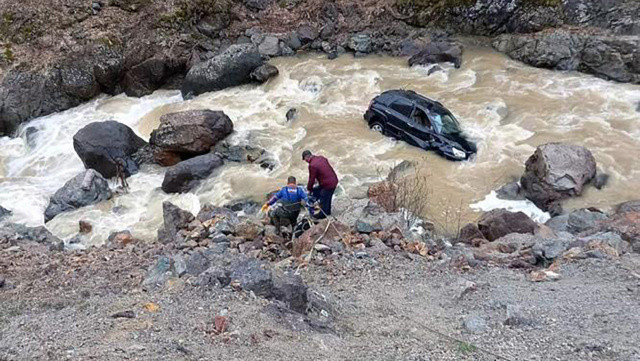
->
<box><xmin>302</xmin><ymin>150</ymin><xmax>312</xmax><ymax>163</ymax></box>
<box><xmin>287</xmin><ymin>176</ymin><xmax>297</xmax><ymax>187</ymax></box>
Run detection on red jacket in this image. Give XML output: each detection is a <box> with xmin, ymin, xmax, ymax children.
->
<box><xmin>307</xmin><ymin>155</ymin><xmax>339</xmax><ymax>191</ymax></box>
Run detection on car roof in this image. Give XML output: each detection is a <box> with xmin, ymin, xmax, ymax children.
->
<box><xmin>376</xmin><ymin>89</ymin><xmax>446</xmax><ymax>111</ymax></box>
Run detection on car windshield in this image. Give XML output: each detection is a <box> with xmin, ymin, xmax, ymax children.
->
<box><xmin>429</xmin><ymin>108</ymin><xmax>461</xmax><ymax>135</ymax></box>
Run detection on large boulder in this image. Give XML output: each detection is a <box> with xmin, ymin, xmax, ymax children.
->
<box><xmin>408</xmin><ymin>41</ymin><xmax>463</xmax><ymax>69</ymax></box>
<box><xmin>477</xmin><ymin>209</ymin><xmax>538</xmax><ymax>242</ymax></box>
<box><xmin>149</xmin><ymin>110</ymin><xmax>233</xmax><ymax>159</ymax></box>
<box><xmin>44</xmin><ymin>169</ymin><xmax>113</xmax><ymax>222</ymax></box>
<box><xmin>161</xmin><ymin>154</ymin><xmax>224</xmax><ymax>193</ymax></box>
<box><xmin>157</xmin><ymin>202</ymin><xmax>195</xmax><ymax>244</ymax></box>
<box><xmin>181</xmin><ymin>44</ymin><xmax>264</xmax><ymax>98</ymax></box>
<box><xmin>520</xmin><ymin>143</ymin><xmax>597</xmax><ymax>214</ymax></box>
<box><xmin>73</xmin><ymin>121</ymin><xmax>147</xmax><ymax>178</ymax></box>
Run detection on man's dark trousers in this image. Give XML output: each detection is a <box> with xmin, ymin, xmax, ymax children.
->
<box><xmin>312</xmin><ymin>186</ymin><xmax>335</xmax><ymax>219</ymax></box>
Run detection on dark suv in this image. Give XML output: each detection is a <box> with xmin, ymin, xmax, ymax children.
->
<box><xmin>364</xmin><ymin>90</ymin><xmax>476</xmax><ymax>161</ymax></box>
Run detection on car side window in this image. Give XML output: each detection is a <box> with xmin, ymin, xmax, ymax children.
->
<box><xmin>412</xmin><ymin>107</ymin><xmax>432</xmax><ymax>130</ymax></box>
<box><xmin>390</xmin><ymin>100</ymin><xmax>414</xmax><ymax>117</ymax></box>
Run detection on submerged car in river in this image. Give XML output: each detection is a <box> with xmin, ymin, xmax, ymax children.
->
<box><xmin>364</xmin><ymin>89</ymin><xmax>476</xmax><ymax>161</ymax></box>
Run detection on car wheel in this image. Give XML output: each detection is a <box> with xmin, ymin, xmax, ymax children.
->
<box><xmin>370</xmin><ymin>122</ymin><xmax>385</xmax><ymax>134</ymax></box>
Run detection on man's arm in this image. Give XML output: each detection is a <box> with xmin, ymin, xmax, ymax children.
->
<box><xmin>267</xmin><ymin>188</ymin><xmax>284</xmax><ymax>206</ymax></box>
<box><xmin>307</xmin><ymin>164</ymin><xmax>317</xmax><ymax>192</ymax></box>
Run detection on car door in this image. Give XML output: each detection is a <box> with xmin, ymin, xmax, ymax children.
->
<box><xmin>385</xmin><ymin>99</ymin><xmax>414</xmax><ymax>138</ymax></box>
<box><xmin>405</xmin><ymin>106</ymin><xmax>435</xmax><ymax>149</ymax></box>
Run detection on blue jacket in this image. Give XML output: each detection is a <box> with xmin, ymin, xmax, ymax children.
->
<box><xmin>268</xmin><ymin>186</ymin><xmax>308</xmax><ymax>206</ymax></box>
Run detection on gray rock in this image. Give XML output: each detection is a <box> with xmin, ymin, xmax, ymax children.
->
<box><xmin>615</xmin><ymin>200</ymin><xmax>640</xmax><ymax>214</ymax></box>
<box><xmin>0</xmin><ymin>223</ymin><xmax>63</xmax><ymax>250</ymax></box>
<box><xmin>181</xmin><ymin>44</ymin><xmax>264</xmax><ymax>98</ymax></box>
<box><xmin>0</xmin><ymin>205</ymin><xmax>12</xmax><ymax>221</ymax></box>
<box><xmin>258</xmin><ymin>36</ymin><xmax>280</xmax><ymax>57</ymax></box>
<box><xmin>409</xmin><ymin>41</ymin><xmax>463</xmax><ymax>68</ymax></box>
<box><xmin>250</xmin><ymin>64</ymin><xmax>279</xmax><ymax>82</ymax></box>
<box><xmin>297</xmin><ymin>25</ymin><xmax>318</xmax><ymax>45</ymax></box>
<box><xmin>142</xmin><ymin>256</ymin><xmax>173</xmax><ymax>289</ymax></box>
<box><xmin>244</xmin><ymin>0</ymin><xmax>271</xmax><ymax>10</ymax></box>
<box><xmin>271</xmin><ymin>271</ymin><xmax>308</xmax><ymax>313</ymax></box>
<box><xmin>122</xmin><ymin>57</ymin><xmax>184</xmax><ymax>97</ymax></box>
<box><xmin>25</xmin><ymin>127</ymin><xmax>38</xmax><ymax>147</ymax></box>
<box><xmin>463</xmin><ymin>314</ymin><xmax>488</xmax><ymax>333</ymax></box>
<box><xmin>593</xmin><ymin>173</ymin><xmax>609</xmax><ymax>190</ymax></box>
<box><xmin>286</xmin><ymin>108</ymin><xmax>298</xmax><ymax>122</ymax></box>
<box><xmin>458</xmin><ymin>223</ymin><xmax>485</xmax><ymax>244</ymax></box>
<box><xmin>172</xmin><ymin>254</ymin><xmax>187</xmax><ymax>277</ymax></box>
<box><xmin>367</xmin><ymin>238</ymin><xmax>389</xmax><ymax>255</ymax></box>
<box><xmin>520</xmin><ymin>143</ymin><xmax>597</xmax><ymax>215</ymax></box>
<box><xmin>197</xmin><ymin>203</ymin><xmax>239</xmax><ymax>224</ymax></box>
<box><xmin>213</xmin><ymin>141</ymin><xmax>274</xmax><ymax>169</ymax></box>
<box><xmin>230</xmin><ymin>258</ymin><xmax>273</xmax><ymax>297</ymax></box>
<box><xmin>285</xmin><ymin>32</ymin><xmax>302</xmax><ymax>50</ymax></box>
<box><xmin>581</xmin><ymin>232</ymin><xmax>631</xmax><ymax>255</ymax></box>
<box><xmin>73</xmin><ymin>121</ymin><xmax>147</xmax><ymax>178</ymax></box>
<box><xmin>532</xmin><ymin>239</ymin><xmax>571</xmax><ymax>262</ymax></box>
<box><xmin>477</xmin><ymin>209</ymin><xmax>538</xmax><ymax>242</ymax></box>
<box><xmin>195</xmin><ymin>265</ymin><xmax>231</xmax><ymax>287</ymax></box>
<box><xmin>157</xmin><ymin>202</ymin><xmax>195</xmax><ymax>244</ymax></box>
<box><xmin>356</xmin><ymin>220</ymin><xmax>382</xmax><ymax>234</ymax></box>
<box><xmin>150</xmin><ymin>110</ymin><xmax>233</xmax><ymax>158</ymax></box>
<box><xmin>182</xmin><ymin>251</ymin><xmax>209</xmax><ymax>276</ymax></box>
<box><xmin>161</xmin><ymin>154</ymin><xmax>224</xmax><ymax>193</ymax></box>
<box><xmin>545</xmin><ymin>214</ymin><xmax>570</xmax><ymax>233</ymax></box>
<box><xmin>348</xmin><ymin>34</ymin><xmax>372</xmax><ymax>54</ymax></box>
<box><xmin>567</xmin><ymin>209</ymin><xmax>608</xmax><ymax>234</ymax></box>
<box><xmin>44</xmin><ymin>169</ymin><xmax>112</xmax><ymax>222</ymax></box>
<box><xmin>496</xmin><ymin>181</ymin><xmax>525</xmax><ymax>201</ymax></box>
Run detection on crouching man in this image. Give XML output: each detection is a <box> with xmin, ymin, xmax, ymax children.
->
<box><xmin>264</xmin><ymin>176</ymin><xmax>309</xmax><ymax>235</ymax></box>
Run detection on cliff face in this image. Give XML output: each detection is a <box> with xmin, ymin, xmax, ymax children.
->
<box><xmin>0</xmin><ymin>0</ymin><xmax>637</xmax><ymax>136</ymax></box>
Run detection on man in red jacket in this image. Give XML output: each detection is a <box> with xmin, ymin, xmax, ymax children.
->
<box><xmin>302</xmin><ymin>150</ymin><xmax>339</xmax><ymax>219</ymax></box>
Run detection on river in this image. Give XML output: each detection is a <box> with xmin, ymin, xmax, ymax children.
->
<box><xmin>1</xmin><ymin>46</ymin><xmax>639</xmax><ymax>245</ymax></box>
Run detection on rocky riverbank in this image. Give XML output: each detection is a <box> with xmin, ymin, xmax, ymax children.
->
<box><xmin>1</xmin><ymin>0</ymin><xmax>639</xmax><ymax>136</ymax></box>
<box><xmin>2</xmin><ymin>179</ymin><xmax>640</xmax><ymax>360</ymax></box>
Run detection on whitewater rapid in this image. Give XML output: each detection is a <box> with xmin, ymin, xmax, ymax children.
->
<box><xmin>1</xmin><ymin>47</ymin><xmax>639</xmax><ymax>245</ymax></box>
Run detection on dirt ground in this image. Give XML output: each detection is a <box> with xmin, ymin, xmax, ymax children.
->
<box><xmin>1</xmin><ymin>242</ymin><xmax>639</xmax><ymax>361</ymax></box>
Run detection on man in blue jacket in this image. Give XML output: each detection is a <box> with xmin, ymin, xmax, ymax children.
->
<box><xmin>264</xmin><ymin>176</ymin><xmax>309</xmax><ymax>235</ymax></box>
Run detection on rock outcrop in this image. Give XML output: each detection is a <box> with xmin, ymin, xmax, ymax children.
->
<box><xmin>73</xmin><ymin>121</ymin><xmax>147</xmax><ymax>178</ymax></box>
<box><xmin>181</xmin><ymin>44</ymin><xmax>264</xmax><ymax>98</ymax></box>
<box><xmin>161</xmin><ymin>154</ymin><xmax>224</xmax><ymax>193</ymax></box>
<box><xmin>44</xmin><ymin>169</ymin><xmax>113</xmax><ymax>222</ymax></box>
<box><xmin>520</xmin><ymin>143</ymin><xmax>597</xmax><ymax>215</ymax></box>
<box><xmin>157</xmin><ymin>202</ymin><xmax>195</xmax><ymax>244</ymax></box>
<box><xmin>493</xmin><ymin>30</ymin><xmax>640</xmax><ymax>84</ymax></box>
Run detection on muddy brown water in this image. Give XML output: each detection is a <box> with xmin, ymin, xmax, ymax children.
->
<box><xmin>1</xmin><ymin>47</ymin><xmax>639</xmax><ymax>244</ymax></box>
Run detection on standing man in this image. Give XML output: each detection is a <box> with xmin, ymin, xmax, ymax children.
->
<box><xmin>302</xmin><ymin>150</ymin><xmax>338</xmax><ymax>219</ymax></box>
